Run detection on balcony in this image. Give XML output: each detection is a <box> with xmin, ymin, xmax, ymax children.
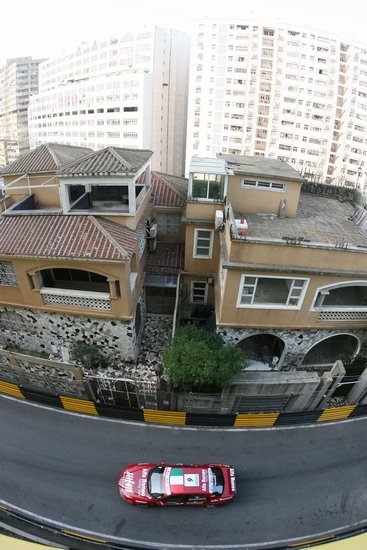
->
<box><xmin>40</xmin><ymin>287</ymin><xmax>111</xmax><ymax>310</ymax></box>
<box><xmin>3</xmin><ymin>181</ymin><xmax>151</xmax><ymax>217</ymax></box>
<box><xmin>68</xmin><ymin>183</ymin><xmax>150</xmax><ymax>215</ymax></box>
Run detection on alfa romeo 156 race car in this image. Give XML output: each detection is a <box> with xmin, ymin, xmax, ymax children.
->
<box><xmin>118</xmin><ymin>461</ymin><xmax>236</xmax><ymax>506</ymax></box>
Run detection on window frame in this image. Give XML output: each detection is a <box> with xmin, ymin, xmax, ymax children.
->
<box><xmin>193</xmin><ymin>229</ymin><xmax>214</xmax><ymax>259</ymax></box>
<box><xmin>241</xmin><ymin>178</ymin><xmax>286</xmax><ymax>192</ymax></box>
<box><xmin>191</xmin><ymin>172</ymin><xmax>225</xmax><ymax>200</ymax></box>
<box><xmin>236</xmin><ymin>274</ymin><xmax>309</xmax><ymax>309</ymax></box>
<box><xmin>191</xmin><ymin>281</ymin><xmax>209</xmax><ymax>304</ymax></box>
<box><xmin>311</xmin><ymin>281</ymin><xmax>367</xmax><ymax>311</ymax></box>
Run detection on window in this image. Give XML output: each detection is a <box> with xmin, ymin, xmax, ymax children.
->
<box><xmin>194</xmin><ymin>229</ymin><xmax>213</xmax><ymax>259</ymax></box>
<box><xmin>40</xmin><ymin>268</ymin><xmax>109</xmax><ymax>293</ymax></box>
<box><xmin>313</xmin><ymin>282</ymin><xmax>367</xmax><ymax>310</ymax></box>
<box><xmin>241</xmin><ymin>179</ymin><xmax>286</xmax><ymax>191</ymax></box>
<box><xmin>237</xmin><ymin>275</ymin><xmax>308</xmax><ymax>308</ymax></box>
<box><xmin>191</xmin><ymin>281</ymin><xmax>208</xmax><ymax>303</ymax></box>
<box><xmin>192</xmin><ymin>173</ymin><xmax>225</xmax><ymax>200</ymax></box>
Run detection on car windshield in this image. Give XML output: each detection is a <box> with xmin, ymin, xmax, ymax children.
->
<box><xmin>147</xmin><ymin>466</ymin><xmax>165</xmax><ymax>498</ymax></box>
<box><xmin>209</xmin><ymin>467</ymin><xmax>224</xmax><ymax>495</ymax></box>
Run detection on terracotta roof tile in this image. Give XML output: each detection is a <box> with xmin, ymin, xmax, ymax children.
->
<box><xmin>58</xmin><ymin>147</ymin><xmax>153</xmax><ymax>176</ymax></box>
<box><xmin>146</xmin><ymin>242</ymin><xmax>184</xmax><ymax>274</ymax></box>
<box><xmin>151</xmin><ymin>171</ymin><xmax>187</xmax><ymax>207</ymax></box>
<box><xmin>0</xmin><ymin>143</ymin><xmax>92</xmax><ymax>175</ymax></box>
<box><xmin>0</xmin><ymin>215</ymin><xmax>137</xmax><ymax>261</ymax></box>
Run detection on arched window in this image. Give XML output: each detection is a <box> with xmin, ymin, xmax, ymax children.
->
<box><xmin>39</xmin><ymin>268</ymin><xmax>109</xmax><ymax>293</ymax></box>
<box><xmin>301</xmin><ymin>334</ymin><xmax>359</xmax><ymax>366</ymax></box>
<box><xmin>31</xmin><ymin>268</ymin><xmax>113</xmax><ymax>310</ymax></box>
<box><xmin>313</xmin><ymin>282</ymin><xmax>367</xmax><ymax>310</ymax></box>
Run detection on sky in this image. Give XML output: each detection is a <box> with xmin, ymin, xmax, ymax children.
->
<box><xmin>1</xmin><ymin>0</ymin><xmax>367</xmax><ymax>66</ymax></box>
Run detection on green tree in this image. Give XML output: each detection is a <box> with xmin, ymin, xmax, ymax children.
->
<box><xmin>162</xmin><ymin>325</ymin><xmax>245</xmax><ymax>392</ymax></box>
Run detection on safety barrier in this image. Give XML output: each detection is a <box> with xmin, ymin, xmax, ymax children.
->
<box><xmin>2</xmin><ymin>499</ymin><xmax>367</xmax><ymax>550</ymax></box>
<box><xmin>1</xmin><ymin>378</ymin><xmax>367</xmax><ymax>428</ymax></box>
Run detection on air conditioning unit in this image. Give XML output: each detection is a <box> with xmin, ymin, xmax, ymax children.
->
<box><xmin>215</xmin><ymin>210</ymin><xmax>224</xmax><ymax>229</ymax></box>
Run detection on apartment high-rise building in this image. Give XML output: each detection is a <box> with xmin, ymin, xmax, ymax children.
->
<box><xmin>185</xmin><ymin>20</ymin><xmax>367</xmax><ymax>189</ymax></box>
<box><xmin>0</xmin><ymin>57</ymin><xmax>44</xmax><ymax>166</ymax></box>
<box><xmin>28</xmin><ymin>27</ymin><xmax>190</xmax><ymax>176</ymax></box>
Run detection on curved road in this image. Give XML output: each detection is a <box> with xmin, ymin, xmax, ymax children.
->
<box><xmin>1</xmin><ymin>395</ymin><xmax>367</xmax><ymax>549</ymax></box>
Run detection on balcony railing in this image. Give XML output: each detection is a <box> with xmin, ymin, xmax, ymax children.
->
<box><xmin>318</xmin><ymin>311</ymin><xmax>367</xmax><ymax>321</ymax></box>
<box><xmin>40</xmin><ymin>288</ymin><xmax>111</xmax><ymax>310</ymax></box>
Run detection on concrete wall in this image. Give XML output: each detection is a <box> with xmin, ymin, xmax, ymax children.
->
<box><xmin>0</xmin><ymin>289</ymin><xmax>146</xmax><ymax>362</ymax></box>
<box><xmin>0</xmin><ymin>347</ymin><xmax>87</xmax><ymax>397</ymax></box>
<box><xmin>227</xmin><ymin>175</ymin><xmax>301</xmax><ymax>218</ymax></box>
<box><xmin>223</xmin><ymin>370</ymin><xmax>321</xmax><ymax>412</ymax></box>
<box><xmin>219</xmin><ymin>326</ymin><xmax>366</xmax><ymax>369</ymax></box>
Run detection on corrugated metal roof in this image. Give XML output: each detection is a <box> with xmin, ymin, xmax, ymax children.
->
<box><xmin>58</xmin><ymin>147</ymin><xmax>153</xmax><ymax>176</ymax></box>
<box><xmin>0</xmin><ymin>143</ymin><xmax>92</xmax><ymax>175</ymax></box>
<box><xmin>0</xmin><ymin>215</ymin><xmax>137</xmax><ymax>261</ymax></box>
<box><xmin>151</xmin><ymin>172</ymin><xmax>187</xmax><ymax>207</ymax></box>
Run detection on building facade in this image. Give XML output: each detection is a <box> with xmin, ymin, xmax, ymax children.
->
<box><xmin>0</xmin><ymin>57</ymin><xmax>44</xmax><ymax>166</ymax></box>
<box><xmin>0</xmin><ymin>143</ymin><xmax>155</xmax><ymax>363</ymax></box>
<box><xmin>28</xmin><ymin>27</ymin><xmax>190</xmax><ymax>176</ymax></box>
<box><xmin>1</xmin><ymin>143</ymin><xmax>367</xmax><ymax>411</ymax></box>
<box><xmin>185</xmin><ymin>20</ymin><xmax>367</xmax><ymax>189</ymax></box>
<box><xmin>181</xmin><ymin>155</ymin><xmax>367</xmax><ymax>381</ymax></box>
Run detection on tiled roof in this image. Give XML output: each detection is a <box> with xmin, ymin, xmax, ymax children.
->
<box><xmin>0</xmin><ymin>143</ymin><xmax>92</xmax><ymax>175</ymax></box>
<box><xmin>146</xmin><ymin>242</ymin><xmax>184</xmax><ymax>275</ymax></box>
<box><xmin>58</xmin><ymin>147</ymin><xmax>153</xmax><ymax>176</ymax></box>
<box><xmin>151</xmin><ymin>171</ymin><xmax>187</xmax><ymax>207</ymax></box>
<box><xmin>0</xmin><ymin>215</ymin><xmax>137</xmax><ymax>261</ymax></box>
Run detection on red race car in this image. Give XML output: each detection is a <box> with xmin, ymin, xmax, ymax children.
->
<box><xmin>118</xmin><ymin>461</ymin><xmax>236</xmax><ymax>506</ymax></box>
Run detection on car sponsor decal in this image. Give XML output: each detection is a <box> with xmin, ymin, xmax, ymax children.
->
<box><xmin>138</xmin><ymin>467</ymin><xmax>149</xmax><ymax>497</ymax></box>
<box><xmin>123</xmin><ymin>471</ymin><xmax>135</xmax><ymax>494</ymax></box>
<box><xmin>167</xmin><ymin>467</ymin><xmax>202</xmax><ymax>493</ymax></box>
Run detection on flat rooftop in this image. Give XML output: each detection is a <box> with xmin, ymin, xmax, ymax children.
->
<box><xmin>236</xmin><ymin>194</ymin><xmax>367</xmax><ymax>250</ymax></box>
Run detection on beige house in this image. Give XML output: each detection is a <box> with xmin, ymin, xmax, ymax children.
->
<box><xmin>0</xmin><ymin>145</ymin><xmax>366</xmax><ymax>410</ymax></box>
<box><xmin>0</xmin><ymin>143</ymin><xmax>156</xmax><ymax>362</ymax></box>
<box><xmin>183</xmin><ymin>155</ymin><xmax>367</xmax><ymax>373</ymax></box>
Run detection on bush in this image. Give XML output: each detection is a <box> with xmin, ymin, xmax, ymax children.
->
<box><xmin>162</xmin><ymin>325</ymin><xmax>245</xmax><ymax>392</ymax></box>
<box><xmin>70</xmin><ymin>341</ymin><xmax>113</xmax><ymax>369</ymax></box>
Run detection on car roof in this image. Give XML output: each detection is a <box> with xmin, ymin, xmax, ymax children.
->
<box><xmin>164</xmin><ymin>466</ymin><xmax>214</xmax><ymax>496</ymax></box>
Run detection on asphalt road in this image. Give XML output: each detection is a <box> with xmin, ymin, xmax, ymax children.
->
<box><xmin>1</xmin><ymin>394</ymin><xmax>367</xmax><ymax>549</ymax></box>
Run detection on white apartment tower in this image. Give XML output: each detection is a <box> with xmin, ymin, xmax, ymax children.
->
<box><xmin>0</xmin><ymin>57</ymin><xmax>44</xmax><ymax>166</ymax></box>
<box><xmin>28</xmin><ymin>27</ymin><xmax>190</xmax><ymax>176</ymax></box>
<box><xmin>186</xmin><ymin>20</ymin><xmax>367</xmax><ymax>189</ymax></box>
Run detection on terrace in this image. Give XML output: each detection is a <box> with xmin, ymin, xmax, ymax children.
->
<box><xmin>230</xmin><ymin>190</ymin><xmax>367</xmax><ymax>251</ymax></box>
<box><xmin>3</xmin><ymin>181</ymin><xmax>151</xmax><ymax>216</ymax></box>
